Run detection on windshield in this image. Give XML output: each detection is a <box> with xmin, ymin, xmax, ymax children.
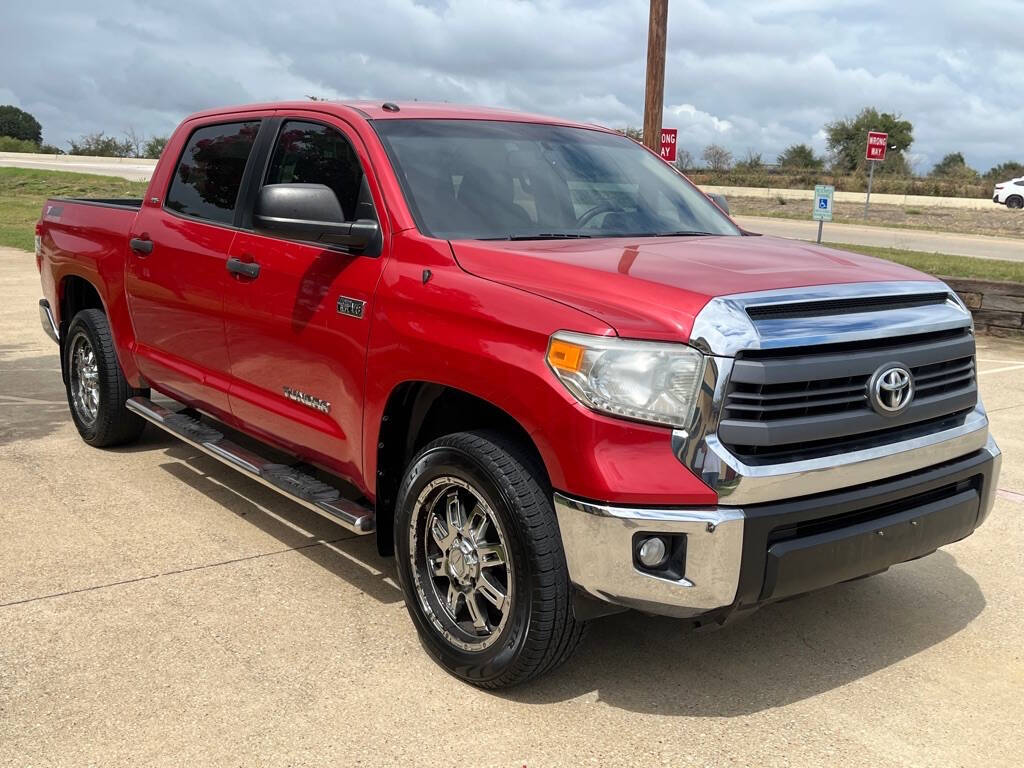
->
<box><xmin>374</xmin><ymin>119</ymin><xmax>740</xmax><ymax>240</ymax></box>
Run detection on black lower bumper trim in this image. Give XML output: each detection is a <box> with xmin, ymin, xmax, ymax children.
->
<box><xmin>733</xmin><ymin>447</ymin><xmax>996</xmax><ymax>610</ymax></box>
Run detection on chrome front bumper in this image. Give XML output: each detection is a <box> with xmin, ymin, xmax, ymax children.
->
<box><xmin>555</xmin><ymin>436</ymin><xmax>1001</xmax><ymax>618</ymax></box>
<box><xmin>39</xmin><ymin>299</ymin><xmax>59</xmax><ymax>344</ymax></box>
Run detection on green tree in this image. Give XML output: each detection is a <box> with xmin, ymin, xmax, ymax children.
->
<box><xmin>931</xmin><ymin>152</ymin><xmax>978</xmax><ymax>179</ymax></box>
<box><xmin>825</xmin><ymin>107</ymin><xmax>913</xmax><ymax>174</ymax></box>
<box><xmin>734</xmin><ymin>150</ymin><xmax>763</xmax><ymax>171</ymax></box>
<box><xmin>0</xmin><ymin>105</ymin><xmax>42</xmax><ymax>144</ymax></box>
<box><xmin>144</xmin><ymin>136</ymin><xmax>169</xmax><ymax>159</ymax></box>
<box><xmin>777</xmin><ymin>143</ymin><xmax>823</xmax><ymax>170</ymax></box>
<box><xmin>984</xmin><ymin>161</ymin><xmax>1024</xmax><ymax>182</ymax></box>
<box><xmin>67</xmin><ymin>132</ymin><xmax>133</xmax><ymax>157</ymax></box>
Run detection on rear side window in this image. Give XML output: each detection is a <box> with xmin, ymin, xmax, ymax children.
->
<box><xmin>165</xmin><ymin>121</ymin><xmax>260</xmax><ymax>224</ymax></box>
<box><xmin>265</xmin><ymin>121</ymin><xmax>373</xmax><ymax>221</ymax></box>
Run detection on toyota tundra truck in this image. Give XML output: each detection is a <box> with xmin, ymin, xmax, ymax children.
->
<box><xmin>36</xmin><ymin>101</ymin><xmax>1002</xmax><ymax>688</ymax></box>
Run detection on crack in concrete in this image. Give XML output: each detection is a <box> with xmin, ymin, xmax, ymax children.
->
<box><xmin>0</xmin><ymin>537</ymin><xmax>349</xmax><ymax>610</ymax></box>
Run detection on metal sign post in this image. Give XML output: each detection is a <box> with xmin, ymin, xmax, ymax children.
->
<box><xmin>864</xmin><ymin>131</ymin><xmax>888</xmax><ymax>218</ymax></box>
<box><xmin>813</xmin><ymin>184</ymin><xmax>834</xmax><ymax>242</ymax></box>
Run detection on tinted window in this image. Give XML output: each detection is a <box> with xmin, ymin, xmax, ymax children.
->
<box><xmin>165</xmin><ymin>121</ymin><xmax>260</xmax><ymax>224</ymax></box>
<box><xmin>375</xmin><ymin>119</ymin><xmax>739</xmax><ymax>240</ymax></box>
<box><xmin>265</xmin><ymin>121</ymin><xmax>373</xmax><ymax>221</ymax></box>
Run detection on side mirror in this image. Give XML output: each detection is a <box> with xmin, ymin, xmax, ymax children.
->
<box><xmin>254</xmin><ymin>183</ymin><xmax>381</xmax><ymax>255</ymax></box>
<box><xmin>709</xmin><ymin>193</ymin><xmax>730</xmax><ymax>215</ymax></box>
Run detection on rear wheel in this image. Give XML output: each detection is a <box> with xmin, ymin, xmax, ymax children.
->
<box><xmin>1007</xmin><ymin>195</ymin><xmax>1023</xmax><ymax>209</ymax></box>
<box><xmin>394</xmin><ymin>430</ymin><xmax>585</xmax><ymax>688</ymax></box>
<box><xmin>64</xmin><ymin>309</ymin><xmax>147</xmax><ymax>447</ymax></box>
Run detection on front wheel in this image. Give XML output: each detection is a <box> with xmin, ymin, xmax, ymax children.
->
<box><xmin>394</xmin><ymin>431</ymin><xmax>585</xmax><ymax>688</ymax></box>
<box><xmin>1006</xmin><ymin>195</ymin><xmax>1023</xmax><ymax>210</ymax></box>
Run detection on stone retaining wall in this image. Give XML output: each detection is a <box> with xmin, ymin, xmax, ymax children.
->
<box><xmin>943</xmin><ymin>277</ymin><xmax>1024</xmax><ymax>339</ymax></box>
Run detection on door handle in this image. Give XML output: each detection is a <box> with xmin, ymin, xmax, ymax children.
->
<box><xmin>226</xmin><ymin>257</ymin><xmax>260</xmax><ymax>279</ymax></box>
<box><xmin>129</xmin><ymin>237</ymin><xmax>153</xmax><ymax>255</ymax></box>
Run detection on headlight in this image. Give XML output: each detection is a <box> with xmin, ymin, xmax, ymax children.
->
<box><xmin>546</xmin><ymin>331</ymin><xmax>705</xmax><ymax>428</ymax></box>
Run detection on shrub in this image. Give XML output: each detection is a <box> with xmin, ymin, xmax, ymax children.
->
<box><xmin>0</xmin><ymin>135</ymin><xmax>39</xmax><ymax>152</ymax></box>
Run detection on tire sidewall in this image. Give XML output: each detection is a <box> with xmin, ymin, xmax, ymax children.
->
<box><xmin>1008</xmin><ymin>196</ymin><xmax>1024</xmax><ymax>209</ymax></box>
<box><xmin>394</xmin><ymin>443</ymin><xmax>534</xmax><ymax>685</ymax></box>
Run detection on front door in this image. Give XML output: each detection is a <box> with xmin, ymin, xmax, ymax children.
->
<box><xmin>126</xmin><ymin>119</ymin><xmax>263</xmax><ymax>417</ymax></box>
<box><xmin>222</xmin><ymin>117</ymin><xmax>389</xmax><ymax>484</ymax></box>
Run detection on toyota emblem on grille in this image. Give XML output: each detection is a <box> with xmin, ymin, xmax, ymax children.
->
<box><xmin>870</xmin><ymin>364</ymin><xmax>914</xmax><ymax>415</ymax></box>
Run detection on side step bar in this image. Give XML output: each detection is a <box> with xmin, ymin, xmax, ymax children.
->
<box><xmin>126</xmin><ymin>397</ymin><xmax>375</xmax><ymax>535</ymax></box>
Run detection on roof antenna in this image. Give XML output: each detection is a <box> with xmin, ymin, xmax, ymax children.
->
<box><xmin>382</xmin><ymin>102</ymin><xmax>400</xmax><ymax>112</ymax></box>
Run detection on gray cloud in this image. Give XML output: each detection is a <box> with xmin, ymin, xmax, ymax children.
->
<box><xmin>2</xmin><ymin>0</ymin><xmax>1021</xmax><ymax>172</ymax></box>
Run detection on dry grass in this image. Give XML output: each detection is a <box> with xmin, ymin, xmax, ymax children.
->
<box><xmin>729</xmin><ymin>196</ymin><xmax>1024</xmax><ymax>239</ymax></box>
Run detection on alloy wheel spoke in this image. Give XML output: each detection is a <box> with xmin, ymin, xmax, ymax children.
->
<box><xmin>464</xmin><ymin>593</ymin><xmax>489</xmax><ymax>634</ymax></box>
<box><xmin>430</xmin><ymin>515</ymin><xmax>454</xmax><ymax>550</ymax></box>
<box><xmin>446</xmin><ymin>491</ymin><xmax>465</xmax><ymax>533</ymax></box>
<box><xmin>465</xmin><ymin>505</ymin><xmax>489</xmax><ymax>541</ymax></box>
<box><xmin>446</xmin><ymin>583</ymin><xmax>462</xmax><ymax>615</ymax></box>
<box><xmin>476</xmin><ymin>572</ymin><xmax>507</xmax><ymax>612</ymax></box>
<box><xmin>430</xmin><ymin>553</ymin><xmax>447</xmax><ymax>577</ymax></box>
<box><xmin>477</xmin><ymin>543</ymin><xmax>506</xmax><ymax>569</ymax></box>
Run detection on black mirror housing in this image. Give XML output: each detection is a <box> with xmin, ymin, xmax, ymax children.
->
<box><xmin>709</xmin><ymin>193</ymin><xmax>730</xmax><ymax>215</ymax></box>
<box><xmin>254</xmin><ymin>183</ymin><xmax>381</xmax><ymax>255</ymax></box>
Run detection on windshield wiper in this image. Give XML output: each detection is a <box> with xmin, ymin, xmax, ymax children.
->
<box><xmin>481</xmin><ymin>233</ymin><xmax>593</xmax><ymax>241</ymax></box>
<box><xmin>653</xmin><ymin>231</ymin><xmax>718</xmax><ymax>237</ymax></box>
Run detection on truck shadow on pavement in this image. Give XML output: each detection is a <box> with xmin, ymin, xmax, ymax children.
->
<box><xmin>129</xmin><ymin>432</ymin><xmax>404</xmax><ymax>608</ymax></box>
<box><xmin>507</xmin><ymin>549</ymin><xmax>984</xmax><ymax>716</ymax></box>
<box><xmin>0</xmin><ymin>345</ymin><xmax>68</xmax><ymax>447</ymax></box>
<box><xmin>127</xmin><ymin>427</ymin><xmax>985</xmax><ymax>717</ymax></box>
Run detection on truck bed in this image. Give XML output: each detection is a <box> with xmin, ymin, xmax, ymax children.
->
<box><xmin>49</xmin><ymin>197</ymin><xmax>144</xmax><ymax>210</ymax></box>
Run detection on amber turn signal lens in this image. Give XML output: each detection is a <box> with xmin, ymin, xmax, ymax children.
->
<box><xmin>548</xmin><ymin>339</ymin><xmax>585</xmax><ymax>373</ymax></box>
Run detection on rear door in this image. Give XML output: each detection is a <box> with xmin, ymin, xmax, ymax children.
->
<box><xmin>126</xmin><ymin>118</ymin><xmax>266</xmax><ymax>417</ymax></box>
<box><xmin>222</xmin><ymin>115</ymin><xmax>389</xmax><ymax>483</ymax></box>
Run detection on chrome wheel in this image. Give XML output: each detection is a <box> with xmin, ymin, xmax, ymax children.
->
<box><xmin>69</xmin><ymin>333</ymin><xmax>100</xmax><ymax>426</ymax></box>
<box><xmin>409</xmin><ymin>476</ymin><xmax>513</xmax><ymax>651</ymax></box>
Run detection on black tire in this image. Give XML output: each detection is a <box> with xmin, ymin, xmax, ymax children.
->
<box><xmin>63</xmin><ymin>309</ymin><xmax>147</xmax><ymax>447</ymax></box>
<box><xmin>1007</xmin><ymin>195</ymin><xmax>1023</xmax><ymax>210</ymax></box>
<box><xmin>393</xmin><ymin>430</ymin><xmax>585</xmax><ymax>689</ymax></box>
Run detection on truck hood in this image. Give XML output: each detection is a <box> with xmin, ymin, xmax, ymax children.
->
<box><xmin>450</xmin><ymin>234</ymin><xmax>935</xmax><ymax>342</ymax></box>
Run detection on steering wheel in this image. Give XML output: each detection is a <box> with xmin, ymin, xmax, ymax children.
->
<box><xmin>575</xmin><ymin>203</ymin><xmax>622</xmax><ymax>228</ymax></box>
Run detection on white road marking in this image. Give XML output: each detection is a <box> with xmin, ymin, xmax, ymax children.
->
<box><xmin>977</xmin><ymin>364</ymin><xmax>1024</xmax><ymax>376</ymax></box>
<box><xmin>997</xmin><ymin>489</ymin><xmax>1024</xmax><ymax>504</ymax></box>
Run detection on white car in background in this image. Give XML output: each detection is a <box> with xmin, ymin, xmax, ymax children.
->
<box><xmin>993</xmin><ymin>177</ymin><xmax>1024</xmax><ymax>209</ymax></box>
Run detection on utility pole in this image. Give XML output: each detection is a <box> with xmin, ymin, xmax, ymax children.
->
<box><xmin>642</xmin><ymin>0</ymin><xmax>669</xmax><ymax>153</ymax></box>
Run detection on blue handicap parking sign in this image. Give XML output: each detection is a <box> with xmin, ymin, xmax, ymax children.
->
<box><xmin>818</xmin><ymin>198</ymin><xmax>828</xmax><ymax>209</ymax></box>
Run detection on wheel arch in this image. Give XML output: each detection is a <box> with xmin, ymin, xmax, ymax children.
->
<box><xmin>58</xmin><ymin>274</ymin><xmax>107</xmax><ymax>383</ymax></box>
<box><xmin>374</xmin><ymin>381</ymin><xmax>550</xmax><ymax>556</ymax></box>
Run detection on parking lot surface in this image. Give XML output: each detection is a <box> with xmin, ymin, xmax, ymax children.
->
<box><xmin>1</xmin><ymin>245</ymin><xmax>1022</xmax><ymax>767</ymax></box>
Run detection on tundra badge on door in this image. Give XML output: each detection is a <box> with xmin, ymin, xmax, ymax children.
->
<box><xmin>283</xmin><ymin>387</ymin><xmax>331</xmax><ymax>414</ymax></box>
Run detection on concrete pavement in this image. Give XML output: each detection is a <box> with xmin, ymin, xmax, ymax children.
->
<box><xmin>736</xmin><ymin>214</ymin><xmax>1024</xmax><ymax>262</ymax></box>
<box><xmin>1</xmin><ymin>245</ymin><xmax>1023</xmax><ymax>766</ymax></box>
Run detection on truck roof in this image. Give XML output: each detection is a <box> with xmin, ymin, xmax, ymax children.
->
<box><xmin>183</xmin><ymin>100</ymin><xmax>608</xmax><ymax>131</ymax></box>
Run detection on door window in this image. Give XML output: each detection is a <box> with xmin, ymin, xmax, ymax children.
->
<box><xmin>265</xmin><ymin>121</ymin><xmax>375</xmax><ymax>221</ymax></box>
<box><xmin>165</xmin><ymin>121</ymin><xmax>261</xmax><ymax>224</ymax></box>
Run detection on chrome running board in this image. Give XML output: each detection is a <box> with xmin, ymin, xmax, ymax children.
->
<box><xmin>126</xmin><ymin>396</ymin><xmax>375</xmax><ymax>534</ymax></box>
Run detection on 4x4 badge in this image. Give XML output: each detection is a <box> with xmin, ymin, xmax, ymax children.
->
<box><xmin>337</xmin><ymin>296</ymin><xmax>365</xmax><ymax>318</ymax></box>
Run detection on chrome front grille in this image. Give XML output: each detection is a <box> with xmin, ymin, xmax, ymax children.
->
<box><xmin>718</xmin><ymin>327</ymin><xmax>978</xmax><ymax>462</ymax></box>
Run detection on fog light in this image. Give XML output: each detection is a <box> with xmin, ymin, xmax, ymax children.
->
<box><xmin>638</xmin><ymin>537</ymin><xmax>668</xmax><ymax>568</ymax></box>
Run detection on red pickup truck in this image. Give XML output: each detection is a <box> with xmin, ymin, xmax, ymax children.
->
<box><xmin>37</xmin><ymin>101</ymin><xmax>1001</xmax><ymax>688</ymax></box>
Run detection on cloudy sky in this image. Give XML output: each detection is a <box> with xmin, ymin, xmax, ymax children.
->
<box><xmin>2</xmin><ymin>0</ymin><xmax>1021</xmax><ymax>172</ymax></box>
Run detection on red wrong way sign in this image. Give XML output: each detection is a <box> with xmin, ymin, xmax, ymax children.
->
<box><xmin>660</xmin><ymin>128</ymin><xmax>677</xmax><ymax>162</ymax></box>
<box><xmin>866</xmin><ymin>131</ymin><xmax>888</xmax><ymax>161</ymax></box>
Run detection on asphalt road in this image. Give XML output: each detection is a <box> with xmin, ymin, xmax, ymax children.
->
<box><xmin>736</xmin><ymin>214</ymin><xmax>1024</xmax><ymax>263</ymax></box>
<box><xmin>1</xmin><ymin>245</ymin><xmax>1023</xmax><ymax>766</ymax></box>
